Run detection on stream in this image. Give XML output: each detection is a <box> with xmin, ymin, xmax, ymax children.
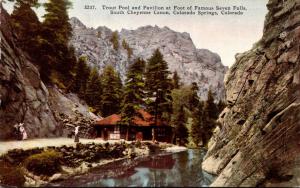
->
<box><xmin>49</xmin><ymin>149</ymin><xmax>215</xmax><ymax>187</ymax></box>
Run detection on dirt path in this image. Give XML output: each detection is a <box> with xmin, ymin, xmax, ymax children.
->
<box><xmin>0</xmin><ymin>138</ymin><xmax>125</xmax><ymax>155</ymax></box>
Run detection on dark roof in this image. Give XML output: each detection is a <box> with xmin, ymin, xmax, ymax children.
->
<box><xmin>95</xmin><ymin>109</ymin><xmax>167</xmax><ymax>127</ymax></box>
<box><xmin>96</xmin><ymin>114</ymin><xmax>121</xmax><ymax>125</ymax></box>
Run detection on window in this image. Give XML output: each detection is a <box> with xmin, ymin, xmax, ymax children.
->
<box><xmin>157</xmin><ymin>128</ymin><xmax>165</xmax><ymax>137</ymax></box>
<box><xmin>114</xmin><ymin>126</ymin><xmax>120</xmax><ymax>133</ymax></box>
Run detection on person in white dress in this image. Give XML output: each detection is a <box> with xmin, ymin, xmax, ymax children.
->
<box><xmin>74</xmin><ymin>126</ymin><xmax>80</xmax><ymax>142</ymax></box>
<box><xmin>19</xmin><ymin>123</ymin><xmax>28</xmax><ymax>140</ymax></box>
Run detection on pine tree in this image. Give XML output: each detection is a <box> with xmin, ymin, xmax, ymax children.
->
<box><xmin>43</xmin><ymin>0</ymin><xmax>72</xmax><ymax>47</ymax></box>
<box><xmin>110</xmin><ymin>31</ymin><xmax>119</xmax><ymax>50</ymax></box>
<box><xmin>191</xmin><ymin>102</ymin><xmax>204</xmax><ymax>146</ymax></box>
<box><xmin>202</xmin><ymin>110</ymin><xmax>215</xmax><ymax>145</ymax></box>
<box><xmin>205</xmin><ymin>88</ymin><xmax>218</xmax><ymax>120</ymax></box>
<box><xmin>174</xmin><ymin>105</ymin><xmax>188</xmax><ymax>145</ymax></box>
<box><xmin>145</xmin><ymin>49</ymin><xmax>172</xmax><ymax>122</ymax></box>
<box><xmin>198</xmin><ymin>88</ymin><xmax>218</xmax><ymax>145</ymax></box>
<box><xmin>8</xmin><ymin>0</ymin><xmax>53</xmax><ymax>82</ymax></box>
<box><xmin>189</xmin><ymin>82</ymin><xmax>200</xmax><ymax>110</ymax></box>
<box><xmin>121</xmin><ymin>39</ymin><xmax>127</xmax><ymax>49</ymax></box>
<box><xmin>120</xmin><ymin>58</ymin><xmax>146</xmax><ymax>125</ymax></box>
<box><xmin>70</xmin><ymin>56</ymin><xmax>90</xmax><ymax>98</ymax></box>
<box><xmin>172</xmin><ymin>71</ymin><xmax>180</xmax><ymax>89</ymax></box>
<box><xmin>85</xmin><ymin>67</ymin><xmax>102</xmax><ymax>111</ymax></box>
<box><xmin>42</xmin><ymin>0</ymin><xmax>76</xmax><ymax>83</ymax></box>
<box><xmin>100</xmin><ymin>65</ymin><xmax>123</xmax><ymax>117</ymax></box>
<box><xmin>10</xmin><ymin>0</ymin><xmax>40</xmax><ymax>52</ymax></box>
<box><xmin>121</xmin><ymin>39</ymin><xmax>133</xmax><ymax>59</ymax></box>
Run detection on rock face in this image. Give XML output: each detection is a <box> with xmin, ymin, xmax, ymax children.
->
<box><xmin>202</xmin><ymin>0</ymin><xmax>300</xmax><ymax>186</ymax></box>
<box><xmin>48</xmin><ymin>87</ymin><xmax>100</xmax><ymax>138</ymax></box>
<box><xmin>70</xmin><ymin>18</ymin><xmax>228</xmax><ymax>100</ymax></box>
<box><xmin>0</xmin><ymin>6</ymin><xmax>98</xmax><ymax>140</ymax></box>
<box><xmin>0</xmin><ymin>6</ymin><xmax>58</xmax><ymax>139</ymax></box>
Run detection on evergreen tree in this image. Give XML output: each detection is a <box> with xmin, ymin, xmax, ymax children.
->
<box><xmin>205</xmin><ymin>88</ymin><xmax>218</xmax><ymax>120</ymax></box>
<box><xmin>42</xmin><ymin>0</ymin><xmax>76</xmax><ymax>83</ymax></box>
<box><xmin>70</xmin><ymin>56</ymin><xmax>90</xmax><ymax>98</ymax></box>
<box><xmin>125</xmin><ymin>46</ymin><xmax>133</xmax><ymax>59</ymax></box>
<box><xmin>191</xmin><ymin>102</ymin><xmax>204</xmax><ymax>146</ymax></box>
<box><xmin>10</xmin><ymin>0</ymin><xmax>40</xmax><ymax>52</ymax></box>
<box><xmin>174</xmin><ymin>105</ymin><xmax>188</xmax><ymax>145</ymax></box>
<box><xmin>100</xmin><ymin>65</ymin><xmax>123</xmax><ymax>117</ymax></box>
<box><xmin>8</xmin><ymin>0</ymin><xmax>53</xmax><ymax>82</ymax></box>
<box><xmin>85</xmin><ymin>67</ymin><xmax>102</xmax><ymax>111</ymax></box>
<box><xmin>145</xmin><ymin>49</ymin><xmax>172</xmax><ymax>122</ymax></box>
<box><xmin>120</xmin><ymin>58</ymin><xmax>146</xmax><ymax>125</ymax></box>
<box><xmin>189</xmin><ymin>82</ymin><xmax>200</xmax><ymax>110</ymax></box>
<box><xmin>122</xmin><ymin>39</ymin><xmax>133</xmax><ymax>59</ymax></box>
<box><xmin>110</xmin><ymin>31</ymin><xmax>119</xmax><ymax>50</ymax></box>
<box><xmin>202</xmin><ymin>110</ymin><xmax>215</xmax><ymax>145</ymax></box>
<box><xmin>172</xmin><ymin>71</ymin><xmax>180</xmax><ymax>89</ymax></box>
<box><xmin>196</xmin><ymin>89</ymin><xmax>218</xmax><ymax>145</ymax></box>
<box><xmin>122</xmin><ymin>39</ymin><xmax>127</xmax><ymax>49</ymax></box>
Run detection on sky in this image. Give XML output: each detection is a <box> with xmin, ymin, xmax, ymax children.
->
<box><xmin>3</xmin><ymin>0</ymin><xmax>268</xmax><ymax>67</ymax></box>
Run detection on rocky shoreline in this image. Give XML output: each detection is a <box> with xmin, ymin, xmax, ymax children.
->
<box><xmin>0</xmin><ymin>140</ymin><xmax>180</xmax><ymax>187</ymax></box>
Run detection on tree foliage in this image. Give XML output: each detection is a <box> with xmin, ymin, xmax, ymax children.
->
<box><xmin>9</xmin><ymin>0</ymin><xmax>76</xmax><ymax>84</ymax></box>
<box><xmin>174</xmin><ymin>105</ymin><xmax>188</xmax><ymax>145</ymax></box>
<box><xmin>205</xmin><ymin>88</ymin><xmax>218</xmax><ymax>120</ymax></box>
<box><xmin>85</xmin><ymin>67</ymin><xmax>102</xmax><ymax>112</ymax></box>
<box><xmin>145</xmin><ymin>49</ymin><xmax>172</xmax><ymax>122</ymax></box>
<box><xmin>122</xmin><ymin>39</ymin><xmax>133</xmax><ymax>59</ymax></box>
<box><xmin>42</xmin><ymin>0</ymin><xmax>76</xmax><ymax>83</ymax></box>
<box><xmin>120</xmin><ymin>58</ymin><xmax>146</xmax><ymax>125</ymax></box>
<box><xmin>194</xmin><ymin>88</ymin><xmax>219</xmax><ymax>146</ymax></box>
<box><xmin>191</xmin><ymin>102</ymin><xmax>204</xmax><ymax>146</ymax></box>
<box><xmin>172</xmin><ymin>71</ymin><xmax>181</xmax><ymax>89</ymax></box>
<box><xmin>10</xmin><ymin>0</ymin><xmax>40</xmax><ymax>51</ymax></box>
<box><xmin>110</xmin><ymin>31</ymin><xmax>119</xmax><ymax>51</ymax></box>
<box><xmin>100</xmin><ymin>65</ymin><xmax>123</xmax><ymax>117</ymax></box>
<box><xmin>69</xmin><ymin>56</ymin><xmax>90</xmax><ymax>97</ymax></box>
<box><xmin>189</xmin><ymin>82</ymin><xmax>200</xmax><ymax>110</ymax></box>
<box><xmin>8</xmin><ymin>0</ymin><xmax>53</xmax><ymax>81</ymax></box>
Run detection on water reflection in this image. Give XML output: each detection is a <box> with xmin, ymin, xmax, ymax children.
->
<box><xmin>86</xmin><ymin>149</ymin><xmax>214</xmax><ymax>187</ymax></box>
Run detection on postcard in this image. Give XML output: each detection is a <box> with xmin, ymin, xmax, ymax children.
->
<box><xmin>0</xmin><ymin>0</ymin><xmax>299</xmax><ymax>187</ymax></box>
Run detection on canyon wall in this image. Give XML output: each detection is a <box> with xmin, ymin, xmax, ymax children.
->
<box><xmin>202</xmin><ymin>0</ymin><xmax>300</xmax><ymax>186</ymax></box>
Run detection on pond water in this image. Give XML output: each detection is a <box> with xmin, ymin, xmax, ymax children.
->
<box><xmin>50</xmin><ymin>149</ymin><xmax>215</xmax><ymax>187</ymax></box>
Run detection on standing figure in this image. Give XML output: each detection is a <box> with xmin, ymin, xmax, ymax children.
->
<box><xmin>152</xmin><ymin>128</ymin><xmax>155</xmax><ymax>143</ymax></box>
<box><xmin>14</xmin><ymin>123</ymin><xmax>21</xmax><ymax>140</ymax></box>
<box><xmin>74</xmin><ymin>126</ymin><xmax>80</xmax><ymax>142</ymax></box>
<box><xmin>19</xmin><ymin>123</ymin><xmax>28</xmax><ymax>140</ymax></box>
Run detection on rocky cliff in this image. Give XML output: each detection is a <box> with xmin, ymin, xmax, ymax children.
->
<box><xmin>0</xmin><ymin>6</ymin><xmax>98</xmax><ymax>140</ymax></box>
<box><xmin>202</xmin><ymin>0</ymin><xmax>300</xmax><ymax>186</ymax></box>
<box><xmin>70</xmin><ymin>18</ymin><xmax>228</xmax><ymax>100</ymax></box>
<box><xmin>0</xmin><ymin>6</ymin><xmax>59</xmax><ymax>139</ymax></box>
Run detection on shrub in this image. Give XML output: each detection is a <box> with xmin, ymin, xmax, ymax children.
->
<box><xmin>24</xmin><ymin>150</ymin><xmax>62</xmax><ymax>176</ymax></box>
<box><xmin>135</xmin><ymin>140</ymin><xmax>142</xmax><ymax>148</ymax></box>
<box><xmin>0</xmin><ymin>161</ymin><xmax>25</xmax><ymax>187</ymax></box>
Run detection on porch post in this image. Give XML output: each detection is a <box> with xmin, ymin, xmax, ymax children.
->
<box><xmin>126</xmin><ymin>125</ymin><xmax>129</xmax><ymax>141</ymax></box>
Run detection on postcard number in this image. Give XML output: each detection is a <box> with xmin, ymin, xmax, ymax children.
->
<box><xmin>84</xmin><ymin>5</ymin><xmax>96</xmax><ymax>10</ymax></box>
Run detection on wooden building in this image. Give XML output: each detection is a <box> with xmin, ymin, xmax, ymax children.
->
<box><xmin>93</xmin><ymin>109</ymin><xmax>173</xmax><ymax>142</ymax></box>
